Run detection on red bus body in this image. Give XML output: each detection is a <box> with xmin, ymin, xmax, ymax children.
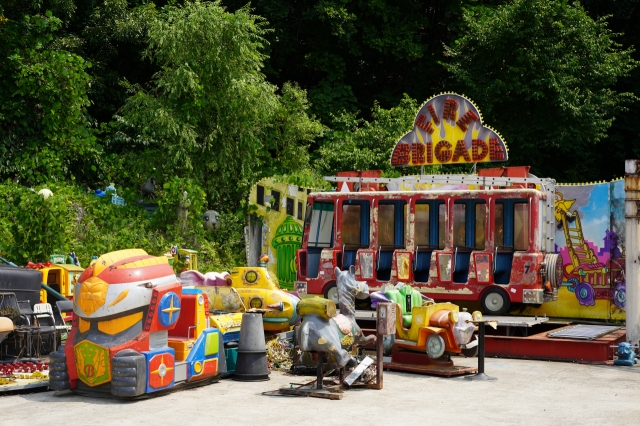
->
<box><xmin>296</xmin><ymin>189</ymin><xmax>553</xmax><ymax>313</ymax></box>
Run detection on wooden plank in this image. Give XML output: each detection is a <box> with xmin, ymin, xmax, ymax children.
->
<box><xmin>278</xmin><ymin>387</ymin><xmax>343</xmax><ymax>400</ymax></box>
<box><xmin>384</xmin><ymin>363</ymin><xmax>477</xmax><ymax>377</ymax></box>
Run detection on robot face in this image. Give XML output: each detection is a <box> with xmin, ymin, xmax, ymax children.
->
<box><xmin>76</xmin><ymin>277</ymin><xmax>108</xmax><ymax>316</ymax></box>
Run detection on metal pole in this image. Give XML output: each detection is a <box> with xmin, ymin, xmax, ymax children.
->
<box><xmin>375</xmin><ymin>329</ymin><xmax>383</xmax><ymax>390</ymax></box>
<box><xmin>625</xmin><ymin>160</ymin><xmax>640</xmax><ymax>346</ymax></box>
<box><xmin>465</xmin><ymin>321</ymin><xmax>496</xmax><ymax>381</ymax></box>
<box><xmin>316</xmin><ymin>352</ymin><xmax>324</xmax><ymax>390</ymax></box>
<box><xmin>477</xmin><ymin>322</ymin><xmax>485</xmax><ymax>374</ymax></box>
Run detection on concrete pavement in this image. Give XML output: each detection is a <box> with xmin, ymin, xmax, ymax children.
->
<box><xmin>1</xmin><ymin>357</ymin><xmax>639</xmax><ymax>425</ymax></box>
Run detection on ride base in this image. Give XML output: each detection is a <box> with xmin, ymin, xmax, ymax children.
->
<box><xmin>384</xmin><ymin>351</ymin><xmax>478</xmax><ymax>376</ymax></box>
<box><xmin>484</xmin><ymin>324</ymin><xmax>626</xmax><ymax>363</ymax></box>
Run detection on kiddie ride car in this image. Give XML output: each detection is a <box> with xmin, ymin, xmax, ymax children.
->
<box><xmin>48</xmin><ymin>249</ymin><xmax>228</xmax><ymax>398</ymax></box>
<box><xmin>374</xmin><ymin>284</ymin><xmax>481</xmax><ymax>368</ymax></box>
<box><xmin>181</xmin><ymin>266</ymin><xmax>300</xmax><ymax>333</ymax></box>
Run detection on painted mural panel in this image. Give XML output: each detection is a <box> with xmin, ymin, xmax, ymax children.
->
<box><xmin>520</xmin><ymin>180</ymin><xmax>626</xmax><ymax>320</ymax></box>
<box><xmin>247</xmin><ymin>178</ymin><xmax>313</xmax><ymax>290</ymax></box>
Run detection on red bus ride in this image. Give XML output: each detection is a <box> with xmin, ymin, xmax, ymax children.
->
<box><xmin>295</xmin><ymin>175</ymin><xmax>563</xmax><ymax>314</ymax></box>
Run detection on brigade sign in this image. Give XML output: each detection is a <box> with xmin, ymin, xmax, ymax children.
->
<box><xmin>390</xmin><ymin>93</ymin><xmax>508</xmax><ymax>166</ymax></box>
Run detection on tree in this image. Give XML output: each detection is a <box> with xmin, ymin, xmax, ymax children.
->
<box><xmin>222</xmin><ymin>0</ymin><xmax>480</xmax><ymax>122</ymax></box>
<box><xmin>443</xmin><ymin>0</ymin><xmax>637</xmax><ymax>182</ymax></box>
<box><xmin>580</xmin><ymin>0</ymin><xmax>640</xmax><ymax>178</ymax></box>
<box><xmin>111</xmin><ymin>1</ymin><xmax>323</xmax><ymax>208</ymax></box>
<box><xmin>0</xmin><ymin>6</ymin><xmax>97</xmax><ymax>184</ymax></box>
<box><xmin>315</xmin><ymin>95</ymin><xmax>441</xmax><ymax>176</ymax></box>
<box><xmin>113</xmin><ymin>2</ymin><xmax>321</xmax><ymax>207</ymax></box>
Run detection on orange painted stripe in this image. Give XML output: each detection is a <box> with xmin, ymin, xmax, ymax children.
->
<box><xmin>93</xmin><ymin>249</ymin><xmax>149</xmax><ymax>276</ymax></box>
<box><xmin>97</xmin><ymin>262</ymin><xmax>175</xmax><ymax>284</ymax></box>
<box><xmin>109</xmin><ymin>255</ymin><xmax>156</xmax><ymax>268</ymax></box>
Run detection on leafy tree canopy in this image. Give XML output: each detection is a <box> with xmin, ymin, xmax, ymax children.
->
<box><xmin>315</xmin><ymin>95</ymin><xmax>441</xmax><ymax>177</ymax></box>
<box><xmin>111</xmin><ymin>1</ymin><xmax>323</xmax><ymax>208</ymax></box>
<box><xmin>0</xmin><ymin>5</ymin><xmax>96</xmax><ymax>184</ymax></box>
<box><xmin>443</xmin><ymin>0</ymin><xmax>638</xmax><ymax>181</ymax></box>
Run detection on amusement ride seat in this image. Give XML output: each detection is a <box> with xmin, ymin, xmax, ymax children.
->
<box><xmin>384</xmin><ymin>285</ymin><xmax>423</xmax><ymax>327</ymax></box>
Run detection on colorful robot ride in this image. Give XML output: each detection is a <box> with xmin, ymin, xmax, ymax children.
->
<box><xmin>48</xmin><ymin>249</ymin><xmax>226</xmax><ymax>398</ymax></box>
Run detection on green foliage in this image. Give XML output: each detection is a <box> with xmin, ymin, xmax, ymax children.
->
<box><xmin>0</xmin><ymin>12</ymin><xmax>97</xmax><ymax>185</ymax></box>
<box><xmin>315</xmin><ymin>95</ymin><xmax>440</xmax><ymax>176</ymax></box>
<box><xmin>442</xmin><ymin>0</ymin><xmax>638</xmax><ymax>181</ymax></box>
<box><xmin>0</xmin><ymin>181</ymin><xmax>240</xmax><ymax>272</ymax></box>
<box><xmin>222</xmin><ymin>0</ymin><xmax>475</xmax><ymax>121</ymax></box>
<box><xmin>80</xmin><ymin>0</ymin><xmax>159</xmax><ymax>124</ymax></box>
<box><xmin>154</xmin><ymin>177</ymin><xmax>207</xmax><ymax>246</ymax></box>
<box><xmin>111</xmin><ymin>1</ymin><xmax>323</xmax><ymax>209</ymax></box>
<box><xmin>0</xmin><ymin>185</ymin><xmax>71</xmax><ymax>262</ymax></box>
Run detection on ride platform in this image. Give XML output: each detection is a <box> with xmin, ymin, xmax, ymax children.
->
<box><xmin>384</xmin><ymin>351</ymin><xmax>478</xmax><ymax>376</ymax></box>
<box><xmin>483</xmin><ymin>318</ymin><xmax>625</xmax><ymax>364</ymax></box>
<box><xmin>357</xmin><ymin>311</ymin><xmax>624</xmax><ymax>365</ymax></box>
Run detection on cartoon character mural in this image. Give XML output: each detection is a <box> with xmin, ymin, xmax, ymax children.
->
<box><xmin>521</xmin><ymin>179</ymin><xmax>626</xmax><ymax>320</ymax></box>
<box><xmin>247</xmin><ymin>178</ymin><xmax>314</xmax><ymax>290</ymax></box>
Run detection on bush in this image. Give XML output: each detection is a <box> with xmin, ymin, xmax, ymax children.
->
<box><xmin>0</xmin><ymin>180</ymin><xmax>244</xmax><ymax>272</ymax></box>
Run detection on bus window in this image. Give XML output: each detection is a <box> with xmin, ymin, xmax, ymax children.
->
<box><xmin>414</xmin><ymin>200</ymin><xmax>443</xmax><ymax>282</ymax></box>
<box><xmin>453</xmin><ymin>199</ymin><xmax>486</xmax><ymax>283</ymax></box>
<box><xmin>304</xmin><ymin>201</ymin><xmax>312</xmax><ymax>228</ymax></box>
<box><xmin>495</xmin><ymin>199</ymin><xmax>529</xmax><ymax>251</ymax></box>
<box><xmin>453</xmin><ymin>203</ymin><xmax>466</xmax><ymax>247</ymax></box>
<box><xmin>377</xmin><ymin>200</ymin><xmax>406</xmax><ymax>281</ymax></box>
<box><xmin>438</xmin><ymin>204</ymin><xmax>445</xmax><ymax>249</ymax></box>
<box><xmin>378</xmin><ymin>204</ymin><xmax>395</xmax><ymax>246</ymax></box>
<box><xmin>341</xmin><ymin>200</ymin><xmax>370</xmax><ymax>270</ymax></box>
<box><xmin>453</xmin><ymin>200</ymin><xmax>486</xmax><ymax>249</ymax></box>
<box><xmin>342</xmin><ymin>204</ymin><xmax>362</xmax><ymax>245</ymax></box>
<box><xmin>378</xmin><ymin>201</ymin><xmax>406</xmax><ymax>247</ymax></box>
<box><xmin>475</xmin><ymin>203</ymin><xmax>486</xmax><ymax>250</ymax></box>
<box><xmin>308</xmin><ymin>202</ymin><xmax>334</xmax><ymax>248</ymax></box>
<box><xmin>495</xmin><ymin>203</ymin><xmax>504</xmax><ymax>246</ymax></box>
<box><xmin>415</xmin><ymin>204</ymin><xmax>430</xmax><ymax>246</ymax></box>
<box><xmin>417</xmin><ymin>200</ymin><xmax>445</xmax><ymax>249</ymax></box>
<box><xmin>341</xmin><ymin>200</ymin><xmax>369</xmax><ymax>246</ymax></box>
<box><xmin>514</xmin><ymin>203</ymin><xmax>529</xmax><ymax>251</ymax></box>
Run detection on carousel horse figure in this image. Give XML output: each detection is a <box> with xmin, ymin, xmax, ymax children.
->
<box><xmin>295</xmin><ymin>266</ymin><xmax>375</xmax><ymax>368</ymax></box>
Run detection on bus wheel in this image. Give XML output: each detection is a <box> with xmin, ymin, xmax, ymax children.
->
<box><xmin>324</xmin><ymin>283</ymin><xmax>339</xmax><ymax>304</ymax></box>
<box><xmin>481</xmin><ymin>288</ymin><xmax>510</xmax><ymax>315</ymax></box>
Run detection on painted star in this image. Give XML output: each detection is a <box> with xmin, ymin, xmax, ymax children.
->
<box><xmin>162</xmin><ymin>295</ymin><xmax>180</xmax><ymax>323</ymax></box>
